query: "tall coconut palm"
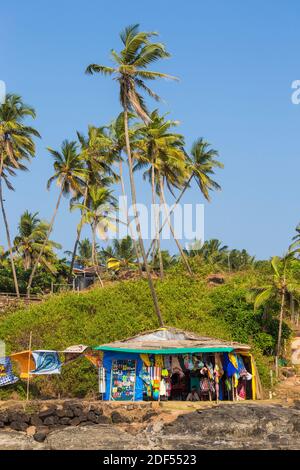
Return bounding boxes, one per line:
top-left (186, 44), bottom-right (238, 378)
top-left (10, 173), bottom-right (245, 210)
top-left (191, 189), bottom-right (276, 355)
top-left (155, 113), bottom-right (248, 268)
top-left (27, 140), bottom-right (87, 297)
top-left (86, 24), bottom-right (176, 326)
top-left (147, 138), bottom-right (223, 258)
top-left (0, 94), bottom-right (40, 296)
top-left (68, 126), bottom-right (117, 280)
top-left (134, 110), bottom-right (189, 276)
top-left (14, 211), bottom-right (61, 271)
top-left (254, 253), bottom-right (300, 376)
top-left (73, 186), bottom-right (118, 287)
top-left (107, 112), bottom-right (143, 274)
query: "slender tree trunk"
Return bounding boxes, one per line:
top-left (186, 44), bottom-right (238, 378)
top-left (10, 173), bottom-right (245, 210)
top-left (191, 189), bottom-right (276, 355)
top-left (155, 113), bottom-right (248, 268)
top-left (159, 177), bottom-right (193, 276)
top-left (92, 222), bottom-right (103, 288)
top-left (0, 154), bottom-right (20, 297)
top-left (151, 161), bottom-right (164, 279)
top-left (119, 159), bottom-right (143, 276)
top-left (27, 184), bottom-right (64, 298)
top-left (68, 187), bottom-right (88, 282)
top-left (123, 106), bottom-right (164, 327)
top-left (146, 175), bottom-right (192, 259)
top-left (276, 288), bottom-right (285, 377)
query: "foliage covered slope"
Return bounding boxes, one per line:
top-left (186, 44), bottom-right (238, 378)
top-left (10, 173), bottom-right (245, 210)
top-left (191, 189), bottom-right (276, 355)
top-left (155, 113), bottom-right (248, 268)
top-left (0, 269), bottom-right (288, 398)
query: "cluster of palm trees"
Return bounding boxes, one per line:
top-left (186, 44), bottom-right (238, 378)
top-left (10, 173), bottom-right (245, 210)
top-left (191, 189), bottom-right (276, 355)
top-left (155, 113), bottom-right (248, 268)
top-left (0, 25), bottom-right (223, 326)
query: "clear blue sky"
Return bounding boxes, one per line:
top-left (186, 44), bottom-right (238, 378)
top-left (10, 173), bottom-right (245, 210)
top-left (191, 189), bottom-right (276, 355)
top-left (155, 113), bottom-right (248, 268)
top-left (1, 0), bottom-right (300, 259)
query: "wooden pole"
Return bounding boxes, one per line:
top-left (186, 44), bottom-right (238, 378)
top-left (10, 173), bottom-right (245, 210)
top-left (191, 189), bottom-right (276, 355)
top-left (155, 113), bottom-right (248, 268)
top-left (26, 331), bottom-right (32, 401)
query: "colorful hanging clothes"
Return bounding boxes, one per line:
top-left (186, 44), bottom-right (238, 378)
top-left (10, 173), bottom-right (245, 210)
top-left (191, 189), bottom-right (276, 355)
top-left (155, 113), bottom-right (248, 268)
top-left (237, 355), bottom-right (248, 377)
top-left (31, 350), bottom-right (61, 375)
top-left (223, 353), bottom-right (238, 377)
top-left (171, 356), bottom-right (184, 378)
top-left (155, 355), bottom-right (163, 368)
top-left (192, 355), bottom-right (204, 370)
top-left (140, 354), bottom-right (151, 367)
top-left (183, 354), bottom-right (194, 370)
top-left (228, 352), bottom-right (238, 370)
top-left (0, 357), bottom-right (18, 387)
top-left (10, 351), bottom-right (35, 379)
top-left (164, 355), bottom-right (172, 371)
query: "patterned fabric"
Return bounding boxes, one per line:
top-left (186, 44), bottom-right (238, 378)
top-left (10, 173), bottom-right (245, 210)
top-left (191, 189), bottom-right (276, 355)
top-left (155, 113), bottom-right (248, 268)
top-left (31, 351), bottom-right (61, 375)
top-left (140, 354), bottom-right (151, 367)
top-left (0, 357), bottom-right (18, 387)
top-left (10, 351), bottom-right (35, 379)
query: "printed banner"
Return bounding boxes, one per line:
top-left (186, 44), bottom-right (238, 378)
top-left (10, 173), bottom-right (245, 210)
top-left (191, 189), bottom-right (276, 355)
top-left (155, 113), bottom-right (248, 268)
top-left (31, 350), bottom-right (61, 375)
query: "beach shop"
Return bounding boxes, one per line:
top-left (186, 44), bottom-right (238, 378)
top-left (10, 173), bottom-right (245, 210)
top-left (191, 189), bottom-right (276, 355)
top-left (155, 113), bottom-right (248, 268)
top-left (95, 328), bottom-right (263, 402)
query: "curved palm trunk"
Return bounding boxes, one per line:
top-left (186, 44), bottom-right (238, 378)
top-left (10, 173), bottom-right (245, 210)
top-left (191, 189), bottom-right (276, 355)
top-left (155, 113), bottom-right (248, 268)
top-left (146, 175), bottom-right (192, 259)
top-left (275, 288), bottom-right (285, 377)
top-left (123, 106), bottom-right (164, 327)
top-left (92, 222), bottom-right (103, 288)
top-left (159, 177), bottom-right (193, 276)
top-left (68, 187), bottom-right (88, 282)
top-left (151, 162), bottom-right (163, 279)
top-left (119, 159), bottom-right (143, 276)
top-left (27, 184), bottom-right (64, 298)
top-left (0, 178), bottom-right (20, 297)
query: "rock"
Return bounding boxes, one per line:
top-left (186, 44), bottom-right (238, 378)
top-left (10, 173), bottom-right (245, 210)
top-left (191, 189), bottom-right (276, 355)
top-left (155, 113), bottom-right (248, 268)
top-left (0, 412), bottom-right (9, 424)
top-left (70, 417), bottom-right (81, 426)
top-left (64, 408), bottom-right (74, 418)
top-left (73, 407), bottom-right (83, 417)
top-left (30, 415), bottom-right (43, 427)
top-left (26, 426), bottom-right (36, 437)
top-left (87, 411), bottom-right (97, 423)
top-left (46, 425), bottom-right (142, 450)
top-left (33, 431), bottom-right (48, 443)
top-left (43, 416), bottom-right (56, 426)
top-left (111, 411), bottom-right (129, 424)
top-left (142, 410), bottom-right (157, 422)
top-left (39, 407), bottom-right (56, 419)
top-left (0, 430), bottom-right (45, 450)
top-left (56, 409), bottom-right (66, 418)
top-left (10, 421), bottom-right (28, 432)
top-left (60, 417), bottom-right (71, 426)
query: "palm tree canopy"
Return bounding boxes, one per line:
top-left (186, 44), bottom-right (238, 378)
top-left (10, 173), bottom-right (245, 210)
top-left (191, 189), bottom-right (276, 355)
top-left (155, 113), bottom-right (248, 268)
top-left (0, 93), bottom-right (40, 178)
top-left (188, 138), bottom-right (223, 201)
top-left (47, 140), bottom-right (88, 197)
top-left (86, 24), bottom-right (177, 122)
top-left (134, 110), bottom-right (187, 193)
top-left (73, 186), bottom-right (118, 240)
top-left (13, 210), bottom-right (61, 271)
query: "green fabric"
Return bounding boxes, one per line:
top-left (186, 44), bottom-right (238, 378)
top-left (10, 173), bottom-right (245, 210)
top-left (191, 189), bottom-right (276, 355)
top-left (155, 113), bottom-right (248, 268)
top-left (93, 346), bottom-right (234, 354)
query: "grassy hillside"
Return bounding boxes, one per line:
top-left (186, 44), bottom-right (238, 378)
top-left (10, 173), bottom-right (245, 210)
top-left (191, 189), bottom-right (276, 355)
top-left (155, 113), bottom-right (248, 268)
top-left (0, 269), bottom-right (287, 398)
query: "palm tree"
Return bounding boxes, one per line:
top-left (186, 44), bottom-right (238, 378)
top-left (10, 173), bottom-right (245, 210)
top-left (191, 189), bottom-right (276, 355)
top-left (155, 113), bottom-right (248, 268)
top-left (13, 211), bottom-right (61, 271)
top-left (27, 140), bottom-right (87, 297)
top-left (147, 138), bottom-right (223, 257)
top-left (77, 238), bottom-right (95, 268)
top-left (0, 94), bottom-right (40, 296)
top-left (107, 112), bottom-right (143, 275)
top-left (68, 126), bottom-right (117, 280)
top-left (104, 236), bottom-right (137, 272)
top-left (73, 186), bottom-right (118, 287)
top-left (134, 110), bottom-right (190, 276)
top-left (86, 24), bottom-right (176, 326)
top-left (254, 253), bottom-right (300, 376)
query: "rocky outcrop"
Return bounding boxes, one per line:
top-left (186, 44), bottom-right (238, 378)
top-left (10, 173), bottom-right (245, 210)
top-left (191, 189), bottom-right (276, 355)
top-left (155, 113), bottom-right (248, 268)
top-left (0, 402), bottom-right (299, 450)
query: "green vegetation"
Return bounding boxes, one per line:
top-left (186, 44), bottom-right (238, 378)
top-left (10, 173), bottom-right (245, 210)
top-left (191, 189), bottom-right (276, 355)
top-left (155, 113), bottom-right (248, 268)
top-left (0, 261), bottom-right (296, 398)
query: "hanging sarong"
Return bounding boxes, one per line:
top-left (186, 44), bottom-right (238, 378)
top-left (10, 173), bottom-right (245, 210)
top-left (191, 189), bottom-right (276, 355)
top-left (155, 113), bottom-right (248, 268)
top-left (0, 357), bottom-right (18, 387)
top-left (10, 351), bottom-right (35, 379)
top-left (31, 350), bottom-right (61, 375)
